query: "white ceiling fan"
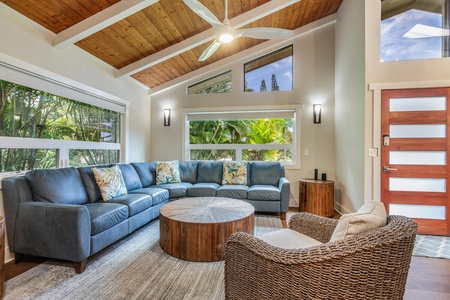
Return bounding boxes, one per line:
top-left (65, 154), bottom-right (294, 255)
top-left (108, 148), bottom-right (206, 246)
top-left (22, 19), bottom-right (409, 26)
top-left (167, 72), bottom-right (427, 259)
top-left (403, 24), bottom-right (450, 38)
top-left (183, 0), bottom-right (294, 61)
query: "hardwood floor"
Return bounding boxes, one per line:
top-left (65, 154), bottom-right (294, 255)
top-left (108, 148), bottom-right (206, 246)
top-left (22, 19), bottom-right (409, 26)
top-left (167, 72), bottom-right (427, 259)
top-left (4, 208), bottom-right (450, 299)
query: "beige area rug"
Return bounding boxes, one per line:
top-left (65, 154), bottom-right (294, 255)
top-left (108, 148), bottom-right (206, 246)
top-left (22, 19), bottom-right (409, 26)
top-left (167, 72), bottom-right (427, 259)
top-left (4, 215), bottom-right (282, 300)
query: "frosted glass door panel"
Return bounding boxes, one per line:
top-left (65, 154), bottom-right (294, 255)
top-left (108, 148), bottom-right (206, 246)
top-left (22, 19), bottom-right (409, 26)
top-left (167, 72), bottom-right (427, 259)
top-left (390, 97), bottom-right (446, 112)
top-left (390, 178), bottom-right (446, 192)
top-left (390, 124), bottom-right (446, 138)
top-left (390, 151), bottom-right (446, 165)
top-left (389, 204), bottom-right (446, 220)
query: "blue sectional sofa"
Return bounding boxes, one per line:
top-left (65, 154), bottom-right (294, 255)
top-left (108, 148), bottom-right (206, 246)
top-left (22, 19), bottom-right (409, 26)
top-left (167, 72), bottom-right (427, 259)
top-left (2, 161), bottom-right (290, 273)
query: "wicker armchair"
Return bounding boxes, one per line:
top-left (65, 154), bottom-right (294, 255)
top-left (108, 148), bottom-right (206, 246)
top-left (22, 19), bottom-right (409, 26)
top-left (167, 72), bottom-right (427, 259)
top-left (225, 212), bottom-right (418, 300)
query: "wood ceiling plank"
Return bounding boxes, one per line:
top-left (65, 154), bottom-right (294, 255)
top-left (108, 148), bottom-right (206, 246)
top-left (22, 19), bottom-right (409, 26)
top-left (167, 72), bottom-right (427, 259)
top-left (39, 0), bottom-right (84, 27)
top-left (327, 0), bottom-right (343, 15)
top-left (173, 54), bottom-right (194, 74)
top-left (59, 0), bottom-right (92, 19)
top-left (145, 2), bottom-right (185, 44)
top-left (77, 35), bottom-right (126, 67)
top-left (128, 10), bottom-right (168, 52)
top-left (168, 0), bottom-right (208, 36)
top-left (179, 51), bottom-right (199, 71)
top-left (110, 19), bottom-right (157, 58)
top-left (230, 0), bottom-right (243, 19)
top-left (1, 0), bottom-right (65, 33)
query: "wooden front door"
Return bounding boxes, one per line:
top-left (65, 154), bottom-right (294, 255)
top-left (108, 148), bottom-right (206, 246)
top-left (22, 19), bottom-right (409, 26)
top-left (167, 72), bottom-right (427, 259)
top-left (381, 88), bottom-right (450, 235)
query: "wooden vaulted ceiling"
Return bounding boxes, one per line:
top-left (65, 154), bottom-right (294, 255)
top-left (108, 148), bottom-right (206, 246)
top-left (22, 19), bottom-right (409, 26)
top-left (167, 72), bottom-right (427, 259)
top-left (1, 0), bottom-right (343, 89)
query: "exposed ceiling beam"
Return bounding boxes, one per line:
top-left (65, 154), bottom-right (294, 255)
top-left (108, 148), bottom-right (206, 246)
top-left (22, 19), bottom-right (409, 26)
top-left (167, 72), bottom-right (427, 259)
top-left (115, 0), bottom-right (301, 78)
top-left (53, 0), bottom-right (160, 49)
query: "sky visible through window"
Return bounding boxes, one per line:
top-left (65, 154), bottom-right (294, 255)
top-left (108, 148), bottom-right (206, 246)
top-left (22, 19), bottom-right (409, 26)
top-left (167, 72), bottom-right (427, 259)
top-left (245, 56), bottom-right (293, 91)
top-left (381, 9), bottom-right (442, 61)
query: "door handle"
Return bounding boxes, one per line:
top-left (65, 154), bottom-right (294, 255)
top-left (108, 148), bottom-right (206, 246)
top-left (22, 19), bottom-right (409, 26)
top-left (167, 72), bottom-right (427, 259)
top-left (383, 166), bottom-right (398, 172)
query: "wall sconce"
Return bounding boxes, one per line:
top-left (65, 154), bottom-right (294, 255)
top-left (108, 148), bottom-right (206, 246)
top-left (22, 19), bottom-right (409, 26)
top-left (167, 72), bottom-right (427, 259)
top-left (313, 104), bottom-right (321, 124)
top-left (163, 109), bottom-right (171, 126)
top-left (14, 114), bottom-right (22, 129)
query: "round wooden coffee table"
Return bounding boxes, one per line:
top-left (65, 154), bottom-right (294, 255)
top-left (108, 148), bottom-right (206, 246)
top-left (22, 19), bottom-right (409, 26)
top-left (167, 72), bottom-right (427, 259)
top-left (159, 197), bottom-right (255, 262)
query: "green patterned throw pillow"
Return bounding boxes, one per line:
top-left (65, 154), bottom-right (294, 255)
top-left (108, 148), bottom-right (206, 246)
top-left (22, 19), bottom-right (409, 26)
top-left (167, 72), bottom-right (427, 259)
top-left (155, 160), bottom-right (181, 184)
top-left (222, 161), bottom-right (247, 185)
top-left (92, 165), bottom-right (127, 201)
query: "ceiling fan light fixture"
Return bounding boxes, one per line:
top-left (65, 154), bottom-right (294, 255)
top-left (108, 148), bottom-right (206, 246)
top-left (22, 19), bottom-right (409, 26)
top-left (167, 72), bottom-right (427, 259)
top-left (219, 33), bottom-right (233, 43)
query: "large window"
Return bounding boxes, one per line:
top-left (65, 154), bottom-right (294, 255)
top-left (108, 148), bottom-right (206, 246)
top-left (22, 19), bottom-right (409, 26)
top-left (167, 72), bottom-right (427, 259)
top-left (244, 45), bottom-right (293, 92)
top-left (184, 108), bottom-right (299, 165)
top-left (0, 79), bottom-right (122, 172)
top-left (381, 0), bottom-right (450, 61)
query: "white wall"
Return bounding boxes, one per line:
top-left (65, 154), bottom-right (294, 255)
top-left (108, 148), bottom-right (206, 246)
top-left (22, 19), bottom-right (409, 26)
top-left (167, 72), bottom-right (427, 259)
top-left (150, 23), bottom-right (336, 207)
top-left (334, 0), bottom-right (366, 213)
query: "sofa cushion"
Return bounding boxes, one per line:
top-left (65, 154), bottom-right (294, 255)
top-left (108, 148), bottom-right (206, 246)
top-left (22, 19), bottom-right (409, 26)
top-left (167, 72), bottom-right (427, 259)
top-left (107, 193), bottom-right (152, 217)
top-left (197, 161), bottom-right (223, 184)
top-left (250, 162), bottom-right (281, 187)
top-left (258, 228), bottom-right (323, 249)
top-left (131, 162), bottom-right (156, 187)
top-left (78, 165), bottom-right (112, 202)
top-left (179, 161), bottom-right (198, 183)
top-left (150, 182), bottom-right (192, 198)
top-left (330, 201), bottom-right (387, 242)
top-left (25, 167), bottom-right (89, 205)
top-left (118, 164), bottom-right (143, 191)
top-left (128, 187), bottom-right (169, 206)
top-left (222, 162), bottom-right (247, 185)
top-left (187, 183), bottom-right (219, 197)
top-left (84, 203), bottom-right (128, 235)
top-left (247, 185), bottom-right (280, 201)
top-left (155, 160), bottom-right (181, 184)
top-left (92, 165), bottom-right (127, 201)
top-left (216, 185), bottom-right (248, 199)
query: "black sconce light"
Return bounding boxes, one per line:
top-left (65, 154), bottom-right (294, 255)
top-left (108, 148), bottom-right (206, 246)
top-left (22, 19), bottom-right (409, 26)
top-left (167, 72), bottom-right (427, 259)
top-left (163, 109), bottom-right (171, 126)
top-left (14, 114), bottom-right (22, 129)
top-left (313, 104), bottom-right (321, 124)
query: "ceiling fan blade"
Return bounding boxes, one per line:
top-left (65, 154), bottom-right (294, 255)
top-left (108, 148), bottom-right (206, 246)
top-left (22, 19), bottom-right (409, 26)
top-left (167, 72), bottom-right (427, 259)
top-left (403, 24), bottom-right (450, 38)
top-left (183, 0), bottom-right (223, 29)
top-left (237, 28), bottom-right (294, 40)
top-left (199, 40), bottom-right (222, 61)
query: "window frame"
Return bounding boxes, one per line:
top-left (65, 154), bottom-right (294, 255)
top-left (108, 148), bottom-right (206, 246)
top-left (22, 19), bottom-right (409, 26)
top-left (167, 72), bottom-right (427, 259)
top-left (181, 105), bottom-right (302, 169)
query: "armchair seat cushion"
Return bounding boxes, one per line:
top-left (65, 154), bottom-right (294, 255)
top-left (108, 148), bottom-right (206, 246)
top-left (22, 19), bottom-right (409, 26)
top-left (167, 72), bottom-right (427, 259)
top-left (187, 183), bottom-right (220, 197)
top-left (150, 182), bottom-right (192, 198)
top-left (216, 185), bottom-right (248, 199)
top-left (258, 228), bottom-right (323, 249)
top-left (247, 185), bottom-right (280, 201)
top-left (128, 188), bottom-right (169, 206)
top-left (84, 203), bottom-right (128, 235)
top-left (107, 194), bottom-right (152, 217)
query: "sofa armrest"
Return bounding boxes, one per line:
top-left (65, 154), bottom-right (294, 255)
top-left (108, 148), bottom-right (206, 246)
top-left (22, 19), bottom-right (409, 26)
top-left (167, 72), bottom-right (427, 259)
top-left (14, 202), bottom-right (91, 262)
top-left (278, 177), bottom-right (290, 213)
top-left (288, 212), bottom-right (338, 243)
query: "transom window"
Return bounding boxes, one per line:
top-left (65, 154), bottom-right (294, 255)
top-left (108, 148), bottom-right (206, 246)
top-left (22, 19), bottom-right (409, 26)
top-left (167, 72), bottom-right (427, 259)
top-left (244, 45), bottom-right (293, 92)
top-left (187, 70), bottom-right (231, 94)
top-left (184, 107), bottom-right (299, 166)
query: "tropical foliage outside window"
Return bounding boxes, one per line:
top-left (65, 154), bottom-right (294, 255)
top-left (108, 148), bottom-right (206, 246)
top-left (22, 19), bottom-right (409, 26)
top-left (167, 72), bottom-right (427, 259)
top-left (381, 0), bottom-right (450, 61)
top-left (0, 79), bottom-right (121, 172)
top-left (187, 111), bottom-right (295, 163)
top-left (187, 70), bottom-right (231, 94)
top-left (244, 45), bottom-right (293, 92)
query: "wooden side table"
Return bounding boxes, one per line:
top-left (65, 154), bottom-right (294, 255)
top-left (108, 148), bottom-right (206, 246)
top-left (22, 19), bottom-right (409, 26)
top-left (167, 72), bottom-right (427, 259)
top-left (299, 179), bottom-right (334, 217)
